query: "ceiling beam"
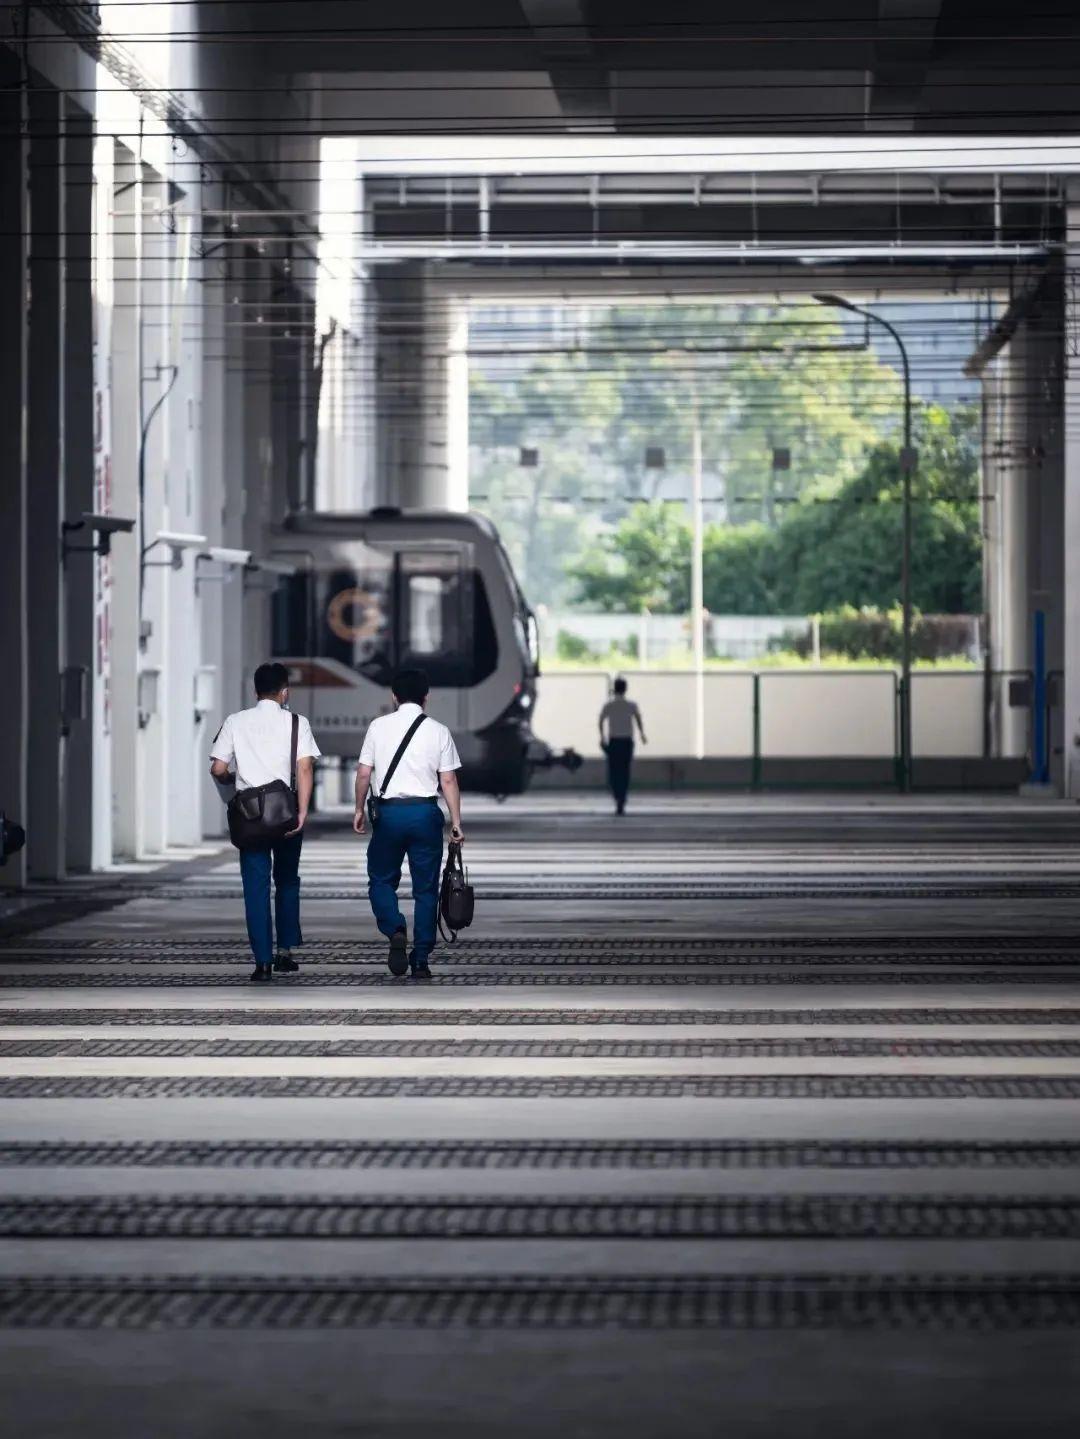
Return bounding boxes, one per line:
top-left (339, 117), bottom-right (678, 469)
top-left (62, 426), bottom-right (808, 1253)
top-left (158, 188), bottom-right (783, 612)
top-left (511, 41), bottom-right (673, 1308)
top-left (868, 0), bottom-right (944, 131)
top-left (518, 0), bottom-right (613, 131)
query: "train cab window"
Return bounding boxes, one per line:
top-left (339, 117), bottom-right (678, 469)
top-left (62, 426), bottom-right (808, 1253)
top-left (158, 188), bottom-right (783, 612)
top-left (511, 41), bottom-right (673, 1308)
top-left (398, 554), bottom-right (497, 687)
top-left (407, 575), bottom-right (445, 656)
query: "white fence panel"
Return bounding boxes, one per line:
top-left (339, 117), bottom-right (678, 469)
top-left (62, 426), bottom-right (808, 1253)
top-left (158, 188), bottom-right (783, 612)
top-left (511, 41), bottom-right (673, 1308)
top-left (534, 673), bottom-right (610, 757)
top-left (610, 672), bottom-right (693, 757)
top-left (761, 671), bottom-right (895, 757)
top-left (704, 673), bottom-right (756, 756)
top-left (912, 673), bottom-right (983, 757)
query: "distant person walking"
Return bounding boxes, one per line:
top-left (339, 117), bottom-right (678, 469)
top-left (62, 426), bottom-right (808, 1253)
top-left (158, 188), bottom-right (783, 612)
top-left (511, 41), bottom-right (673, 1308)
top-left (599, 677), bottom-right (647, 816)
top-left (353, 667), bottom-right (464, 980)
top-left (209, 662), bottom-right (320, 982)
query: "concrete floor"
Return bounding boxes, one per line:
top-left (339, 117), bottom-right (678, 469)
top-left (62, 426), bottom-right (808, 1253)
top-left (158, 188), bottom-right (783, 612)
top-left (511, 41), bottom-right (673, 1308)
top-left (2, 793), bottom-right (1080, 1437)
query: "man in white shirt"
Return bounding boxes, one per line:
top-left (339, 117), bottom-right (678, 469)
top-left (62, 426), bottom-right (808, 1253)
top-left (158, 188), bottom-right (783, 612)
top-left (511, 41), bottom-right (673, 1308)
top-left (209, 662), bottom-right (321, 981)
top-left (598, 676), bottom-right (647, 816)
top-left (353, 667), bottom-right (463, 980)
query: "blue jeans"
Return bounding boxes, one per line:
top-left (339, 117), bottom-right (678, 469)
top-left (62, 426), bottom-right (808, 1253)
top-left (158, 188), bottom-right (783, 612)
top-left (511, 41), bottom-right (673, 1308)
top-left (238, 832), bottom-right (304, 969)
top-left (366, 801), bottom-right (444, 962)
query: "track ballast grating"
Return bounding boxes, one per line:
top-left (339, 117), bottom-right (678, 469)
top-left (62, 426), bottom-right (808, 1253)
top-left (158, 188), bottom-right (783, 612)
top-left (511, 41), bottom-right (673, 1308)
top-left (4, 1138), bottom-right (1080, 1170)
top-left (3, 971), bottom-right (1078, 988)
top-left (5, 1074), bottom-right (1080, 1098)
top-left (6, 1036), bottom-right (1080, 1059)
top-left (6, 1007), bottom-right (1080, 1027)
top-left (4, 1194), bottom-right (1080, 1240)
top-left (2, 1274), bottom-right (1080, 1329)
top-left (10, 935), bottom-right (1078, 953)
top-left (6, 951), bottom-right (1079, 968)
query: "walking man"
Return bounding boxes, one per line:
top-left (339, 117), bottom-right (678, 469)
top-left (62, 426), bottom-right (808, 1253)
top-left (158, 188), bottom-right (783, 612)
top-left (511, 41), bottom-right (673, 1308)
top-left (210, 662), bottom-right (320, 982)
top-left (353, 667), bottom-right (464, 980)
top-left (599, 676), bottom-right (647, 815)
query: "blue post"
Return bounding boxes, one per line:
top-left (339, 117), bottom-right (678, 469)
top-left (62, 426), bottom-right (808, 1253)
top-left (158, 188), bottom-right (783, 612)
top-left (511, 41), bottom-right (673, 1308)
top-left (1032, 609), bottom-right (1048, 785)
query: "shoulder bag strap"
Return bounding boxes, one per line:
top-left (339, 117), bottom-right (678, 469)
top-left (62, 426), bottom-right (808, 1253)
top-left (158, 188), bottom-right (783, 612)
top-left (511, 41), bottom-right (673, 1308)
top-left (289, 712), bottom-right (299, 790)
top-left (379, 714), bottom-right (427, 799)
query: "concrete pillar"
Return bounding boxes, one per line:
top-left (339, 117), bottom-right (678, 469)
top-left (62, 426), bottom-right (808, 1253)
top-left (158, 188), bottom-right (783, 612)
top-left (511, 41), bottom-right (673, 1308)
top-left (243, 251), bottom-right (274, 672)
top-left (137, 171), bottom-right (174, 857)
top-left (26, 87), bottom-right (66, 879)
top-left (984, 277), bottom-right (1066, 782)
top-left (375, 266), bottom-right (469, 510)
top-left (1065, 205), bottom-right (1080, 797)
top-left (163, 207), bottom-right (204, 849)
top-left (88, 132), bottom-right (116, 867)
top-left (110, 143), bottom-right (142, 858)
top-left (436, 296), bottom-right (470, 512)
top-left (0, 54), bottom-right (30, 888)
top-left (199, 264), bottom-right (229, 838)
top-left (221, 248), bottom-right (250, 722)
top-left (374, 264), bottom-right (426, 507)
top-left (62, 108), bottom-right (95, 871)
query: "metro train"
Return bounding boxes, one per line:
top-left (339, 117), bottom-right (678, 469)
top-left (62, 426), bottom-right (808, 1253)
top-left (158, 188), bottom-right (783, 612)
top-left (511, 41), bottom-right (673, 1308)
top-left (268, 508), bottom-right (579, 794)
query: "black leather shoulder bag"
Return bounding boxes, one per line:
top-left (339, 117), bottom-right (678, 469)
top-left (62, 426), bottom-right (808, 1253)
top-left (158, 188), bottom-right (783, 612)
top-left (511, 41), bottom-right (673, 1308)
top-left (366, 714), bottom-right (428, 828)
top-left (439, 840), bottom-right (475, 943)
top-left (227, 712), bottom-right (300, 850)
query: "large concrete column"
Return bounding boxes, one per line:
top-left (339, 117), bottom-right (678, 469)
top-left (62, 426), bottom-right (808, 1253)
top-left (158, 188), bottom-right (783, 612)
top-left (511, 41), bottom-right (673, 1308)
top-left (374, 264), bottom-right (426, 507)
top-left (137, 171), bottom-right (174, 857)
top-left (62, 108), bottom-right (95, 871)
top-left (433, 294), bottom-right (470, 512)
top-left (0, 53), bottom-right (29, 888)
top-left (199, 262), bottom-right (229, 838)
top-left (26, 87), bottom-right (65, 879)
top-left (88, 132), bottom-right (116, 867)
top-left (1065, 204), bottom-right (1080, 797)
top-left (110, 143), bottom-right (142, 859)
top-left (984, 276), bottom-right (1066, 781)
top-left (375, 265), bottom-right (469, 510)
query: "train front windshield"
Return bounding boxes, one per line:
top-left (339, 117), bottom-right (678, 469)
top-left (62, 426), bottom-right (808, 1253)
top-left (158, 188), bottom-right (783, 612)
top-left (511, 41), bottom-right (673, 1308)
top-left (272, 544), bottom-right (498, 688)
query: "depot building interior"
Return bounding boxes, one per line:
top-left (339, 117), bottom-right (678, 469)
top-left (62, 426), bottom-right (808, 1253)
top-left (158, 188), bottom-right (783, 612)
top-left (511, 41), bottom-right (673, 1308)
top-left (2, 4), bottom-right (1080, 1435)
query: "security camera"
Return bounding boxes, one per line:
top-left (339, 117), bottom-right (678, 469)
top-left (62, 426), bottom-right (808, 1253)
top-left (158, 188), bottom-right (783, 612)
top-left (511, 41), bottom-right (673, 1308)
top-left (150, 531), bottom-right (208, 551)
top-left (201, 546), bottom-right (252, 567)
top-left (247, 557), bottom-right (299, 577)
top-left (143, 531), bottom-right (209, 570)
top-left (61, 512), bottom-right (137, 560)
top-left (85, 513), bottom-right (136, 536)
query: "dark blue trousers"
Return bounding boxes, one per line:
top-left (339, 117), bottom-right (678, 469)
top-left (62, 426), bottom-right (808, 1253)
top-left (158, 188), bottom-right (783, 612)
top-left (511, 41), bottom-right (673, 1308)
top-left (606, 738), bottom-right (635, 811)
top-left (238, 831), bottom-right (303, 969)
top-left (366, 801), bottom-right (444, 961)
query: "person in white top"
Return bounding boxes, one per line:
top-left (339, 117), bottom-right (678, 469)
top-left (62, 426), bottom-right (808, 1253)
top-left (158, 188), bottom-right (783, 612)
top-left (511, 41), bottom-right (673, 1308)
top-left (353, 667), bottom-right (463, 979)
top-left (598, 676), bottom-right (647, 816)
top-left (209, 662), bottom-right (321, 981)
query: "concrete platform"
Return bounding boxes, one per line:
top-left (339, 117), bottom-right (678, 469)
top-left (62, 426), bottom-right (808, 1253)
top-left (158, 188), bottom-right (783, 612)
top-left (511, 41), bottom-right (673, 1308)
top-left (2, 794), bottom-right (1080, 1437)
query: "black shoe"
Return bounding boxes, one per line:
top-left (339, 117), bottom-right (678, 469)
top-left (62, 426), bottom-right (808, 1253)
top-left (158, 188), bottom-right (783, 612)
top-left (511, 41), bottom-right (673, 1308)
top-left (387, 927), bottom-right (409, 977)
top-left (273, 951), bottom-right (300, 973)
top-left (411, 963), bottom-right (433, 981)
top-left (249, 966), bottom-right (273, 983)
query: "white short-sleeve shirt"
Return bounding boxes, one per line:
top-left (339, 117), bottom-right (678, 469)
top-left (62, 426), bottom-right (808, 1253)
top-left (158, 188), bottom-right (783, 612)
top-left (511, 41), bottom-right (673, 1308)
top-left (358, 703), bottom-right (461, 799)
top-left (600, 696), bottom-right (642, 740)
top-left (210, 699), bottom-right (321, 792)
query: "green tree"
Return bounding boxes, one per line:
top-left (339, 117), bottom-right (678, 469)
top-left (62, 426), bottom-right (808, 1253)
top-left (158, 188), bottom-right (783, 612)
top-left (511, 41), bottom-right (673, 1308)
top-left (573, 502), bottom-right (690, 612)
top-left (769, 404), bottom-right (981, 613)
top-left (570, 404), bottom-right (982, 617)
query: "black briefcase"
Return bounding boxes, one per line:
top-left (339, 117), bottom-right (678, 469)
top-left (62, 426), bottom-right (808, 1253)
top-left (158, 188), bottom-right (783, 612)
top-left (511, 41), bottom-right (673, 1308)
top-left (227, 714), bottom-right (300, 849)
top-left (438, 840), bottom-right (474, 942)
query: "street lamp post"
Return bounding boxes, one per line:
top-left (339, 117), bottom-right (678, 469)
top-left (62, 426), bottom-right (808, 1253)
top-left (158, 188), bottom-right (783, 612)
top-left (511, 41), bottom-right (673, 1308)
top-left (813, 294), bottom-right (917, 792)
